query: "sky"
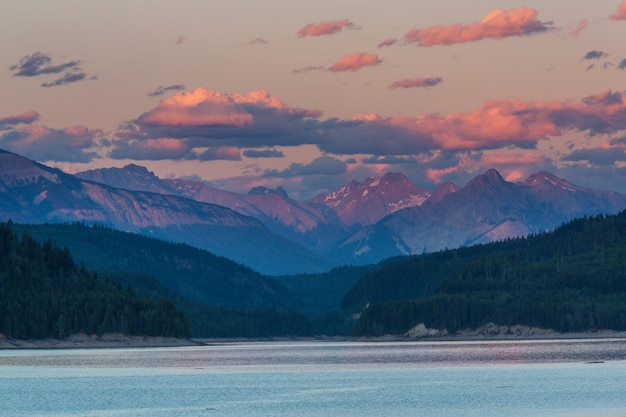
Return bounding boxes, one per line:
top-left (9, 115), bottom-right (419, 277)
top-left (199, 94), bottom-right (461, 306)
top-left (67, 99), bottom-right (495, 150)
top-left (2, 0), bottom-right (626, 199)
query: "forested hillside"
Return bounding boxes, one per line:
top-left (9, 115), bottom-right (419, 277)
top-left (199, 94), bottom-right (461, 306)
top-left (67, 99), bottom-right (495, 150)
top-left (353, 211), bottom-right (626, 336)
top-left (0, 222), bottom-right (189, 339)
top-left (14, 223), bottom-right (297, 310)
top-left (11, 223), bottom-right (321, 338)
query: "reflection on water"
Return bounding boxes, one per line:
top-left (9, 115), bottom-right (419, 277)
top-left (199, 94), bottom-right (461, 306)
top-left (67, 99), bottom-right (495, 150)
top-left (1, 339), bottom-right (626, 417)
top-left (2, 338), bottom-right (626, 372)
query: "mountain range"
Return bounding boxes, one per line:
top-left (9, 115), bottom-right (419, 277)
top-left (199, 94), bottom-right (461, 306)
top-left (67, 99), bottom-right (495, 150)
top-left (2, 148), bottom-right (626, 273)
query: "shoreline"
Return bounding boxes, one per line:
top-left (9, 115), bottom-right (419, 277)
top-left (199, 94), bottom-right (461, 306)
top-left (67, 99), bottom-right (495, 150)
top-left (3, 327), bottom-right (626, 350)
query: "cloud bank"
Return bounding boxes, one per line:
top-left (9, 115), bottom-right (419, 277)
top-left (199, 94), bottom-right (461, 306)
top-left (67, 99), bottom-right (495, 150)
top-left (110, 87), bottom-right (626, 167)
top-left (4, 86), bottom-right (626, 196)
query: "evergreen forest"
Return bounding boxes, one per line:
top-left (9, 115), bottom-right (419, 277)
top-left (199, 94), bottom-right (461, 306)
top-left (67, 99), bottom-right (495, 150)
top-left (0, 222), bottom-right (189, 339)
top-left (353, 211), bottom-right (626, 336)
top-left (4, 209), bottom-right (626, 340)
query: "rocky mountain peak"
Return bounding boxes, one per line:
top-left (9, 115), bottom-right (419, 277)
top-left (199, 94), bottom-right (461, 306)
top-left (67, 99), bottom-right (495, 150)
top-left (248, 186), bottom-right (289, 199)
top-left (363, 172), bottom-right (409, 187)
top-left (464, 168), bottom-right (508, 190)
top-left (76, 164), bottom-right (170, 194)
top-left (482, 168), bottom-right (505, 183)
top-left (0, 150), bottom-right (62, 187)
top-left (123, 164), bottom-right (153, 175)
top-left (522, 171), bottom-right (584, 191)
top-left (427, 181), bottom-right (459, 203)
top-left (307, 172), bottom-right (430, 226)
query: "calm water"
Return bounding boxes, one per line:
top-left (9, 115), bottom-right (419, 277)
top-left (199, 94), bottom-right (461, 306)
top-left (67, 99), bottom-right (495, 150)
top-left (1, 339), bottom-right (626, 416)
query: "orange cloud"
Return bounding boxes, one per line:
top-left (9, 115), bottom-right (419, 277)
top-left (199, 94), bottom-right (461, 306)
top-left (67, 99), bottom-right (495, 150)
top-left (116, 87), bottom-right (626, 165)
top-left (610, 0), bottom-right (626, 19)
top-left (403, 7), bottom-right (554, 47)
top-left (297, 19), bottom-right (358, 37)
top-left (389, 76), bottom-right (443, 89)
top-left (113, 88), bottom-right (323, 160)
top-left (328, 52), bottom-right (382, 72)
top-left (411, 93), bottom-right (625, 150)
top-left (137, 88), bottom-right (319, 127)
top-left (321, 90), bottom-right (626, 156)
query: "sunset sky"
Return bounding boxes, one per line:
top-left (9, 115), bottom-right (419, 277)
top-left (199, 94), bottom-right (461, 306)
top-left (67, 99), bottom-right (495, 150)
top-left (2, 0), bottom-right (626, 198)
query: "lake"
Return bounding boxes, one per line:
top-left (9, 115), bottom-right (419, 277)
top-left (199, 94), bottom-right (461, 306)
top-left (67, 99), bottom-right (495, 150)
top-left (1, 339), bottom-right (626, 416)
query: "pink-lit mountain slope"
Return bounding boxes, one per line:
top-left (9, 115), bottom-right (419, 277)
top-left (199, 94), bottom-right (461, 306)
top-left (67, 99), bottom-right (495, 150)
top-left (0, 149), bottom-right (335, 275)
top-left (307, 172), bottom-right (432, 226)
top-left (331, 169), bottom-right (626, 265)
top-left (77, 165), bottom-right (350, 249)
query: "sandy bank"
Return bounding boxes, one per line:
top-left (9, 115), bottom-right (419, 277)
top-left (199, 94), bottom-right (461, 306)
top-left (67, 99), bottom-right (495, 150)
top-left (403, 322), bottom-right (626, 342)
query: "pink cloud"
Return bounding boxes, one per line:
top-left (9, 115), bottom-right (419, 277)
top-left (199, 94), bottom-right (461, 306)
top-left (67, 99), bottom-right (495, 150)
top-left (113, 87), bottom-right (626, 167)
top-left (140, 102), bottom-right (252, 128)
top-left (296, 19), bottom-right (358, 37)
top-left (389, 76), bottom-right (443, 89)
top-left (410, 93), bottom-right (625, 150)
top-left (136, 88), bottom-right (320, 128)
top-left (320, 90), bottom-right (626, 155)
top-left (610, 1), bottom-right (626, 19)
top-left (377, 38), bottom-right (397, 48)
top-left (403, 7), bottom-right (554, 47)
top-left (0, 123), bottom-right (101, 162)
top-left (328, 52), bottom-right (382, 72)
top-left (113, 88), bottom-right (323, 160)
top-left (0, 110), bottom-right (40, 128)
top-left (138, 88), bottom-right (321, 129)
